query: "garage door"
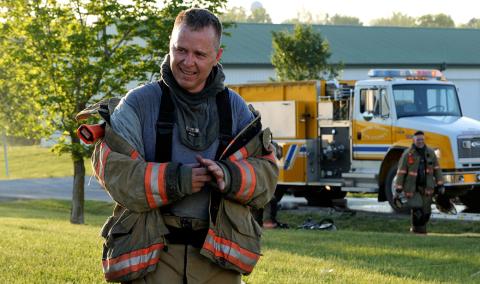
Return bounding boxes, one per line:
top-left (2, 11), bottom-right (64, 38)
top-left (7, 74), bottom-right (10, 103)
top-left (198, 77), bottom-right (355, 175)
top-left (451, 79), bottom-right (480, 121)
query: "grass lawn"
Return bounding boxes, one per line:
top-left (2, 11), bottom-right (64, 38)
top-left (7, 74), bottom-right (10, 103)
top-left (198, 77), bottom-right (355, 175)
top-left (0, 145), bottom-right (92, 179)
top-left (0, 200), bottom-right (479, 283)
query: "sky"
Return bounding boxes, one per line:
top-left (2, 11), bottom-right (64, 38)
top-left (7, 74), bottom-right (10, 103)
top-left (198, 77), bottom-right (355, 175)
top-left (226, 0), bottom-right (478, 25)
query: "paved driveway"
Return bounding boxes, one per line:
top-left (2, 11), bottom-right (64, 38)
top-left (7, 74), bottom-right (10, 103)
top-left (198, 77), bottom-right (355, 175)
top-left (0, 177), bottom-right (110, 202)
top-left (1, 177), bottom-right (478, 221)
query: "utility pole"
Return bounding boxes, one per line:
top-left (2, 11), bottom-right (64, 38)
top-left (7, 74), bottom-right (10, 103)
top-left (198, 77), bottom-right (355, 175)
top-left (2, 129), bottom-right (8, 177)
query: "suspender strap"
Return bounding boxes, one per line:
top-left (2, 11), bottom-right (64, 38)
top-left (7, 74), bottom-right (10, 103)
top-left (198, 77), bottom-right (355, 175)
top-left (214, 87), bottom-right (233, 160)
top-left (155, 81), bottom-right (175, 163)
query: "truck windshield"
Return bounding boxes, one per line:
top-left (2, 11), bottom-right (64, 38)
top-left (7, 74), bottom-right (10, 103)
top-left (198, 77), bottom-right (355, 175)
top-left (393, 84), bottom-right (462, 118)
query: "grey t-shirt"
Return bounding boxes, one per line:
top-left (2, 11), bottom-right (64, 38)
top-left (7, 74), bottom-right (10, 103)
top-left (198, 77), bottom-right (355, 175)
top-left (115, 82), bottom-right (253, 220)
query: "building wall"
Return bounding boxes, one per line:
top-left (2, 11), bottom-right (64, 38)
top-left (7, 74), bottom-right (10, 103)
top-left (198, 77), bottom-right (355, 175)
top-left (224, 66), bottom-right (480, 120)
top-left (223, 67), bottom-right (276, 84)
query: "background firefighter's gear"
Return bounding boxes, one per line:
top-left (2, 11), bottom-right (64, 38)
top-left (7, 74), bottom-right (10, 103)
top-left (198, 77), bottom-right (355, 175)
top-left (395, 144), bottom-right (444, 233)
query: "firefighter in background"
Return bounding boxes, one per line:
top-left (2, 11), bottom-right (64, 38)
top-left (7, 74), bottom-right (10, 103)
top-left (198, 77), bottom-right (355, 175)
top-left (395, 130), bottom-right (444, 234)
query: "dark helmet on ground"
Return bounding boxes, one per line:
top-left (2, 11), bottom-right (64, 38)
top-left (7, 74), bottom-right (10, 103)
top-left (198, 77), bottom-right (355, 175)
top-left (434, 194), bottom-right (457, 215)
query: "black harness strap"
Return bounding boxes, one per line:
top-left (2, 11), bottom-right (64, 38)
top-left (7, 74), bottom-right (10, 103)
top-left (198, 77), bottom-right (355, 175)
top-left (214, 87), bottom-right (233, 160)
top-left (155, 81), bottom-right (175, 163)
top-left (155, 81), bottom-right (233, 163)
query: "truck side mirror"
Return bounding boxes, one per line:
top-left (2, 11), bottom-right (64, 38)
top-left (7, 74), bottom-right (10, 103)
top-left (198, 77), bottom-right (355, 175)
top-left (362, 112), bottom-right (374, 121)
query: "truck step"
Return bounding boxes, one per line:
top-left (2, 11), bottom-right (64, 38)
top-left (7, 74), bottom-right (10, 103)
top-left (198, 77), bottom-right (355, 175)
top-left (341, 186), bottom-right (377, 193)
top-left (342, 172), bottom-right (377, 179)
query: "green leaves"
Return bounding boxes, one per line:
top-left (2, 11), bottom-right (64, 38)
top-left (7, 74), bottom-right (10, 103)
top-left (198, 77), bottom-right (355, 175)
top-left (0, 0), bottom-right (226, 159)
top-left (271, 24), bottom-right (341, 81)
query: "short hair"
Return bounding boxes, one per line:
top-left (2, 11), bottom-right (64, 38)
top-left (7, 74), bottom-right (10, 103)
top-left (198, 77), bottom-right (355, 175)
top-left (414, 130), bottom-right (425, 136)
top-left (173, 8), bottom-right (222, 49)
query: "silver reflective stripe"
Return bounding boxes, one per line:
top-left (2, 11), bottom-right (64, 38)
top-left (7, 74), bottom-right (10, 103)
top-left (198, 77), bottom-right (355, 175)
top-left (97, 143), bottom-right (105, 181)
top-left (149, 163), bottom-right (163, 207)
top-left (98, 143), bottom-right (110, 184)
top-left (205, 233), bottom-right (257, 267)
top-left (235, 160), bottom-right (255, 201)
top-left (232, 151), bottom-right (243, 161)
top-left (103, 247), bottom-right (161, 274)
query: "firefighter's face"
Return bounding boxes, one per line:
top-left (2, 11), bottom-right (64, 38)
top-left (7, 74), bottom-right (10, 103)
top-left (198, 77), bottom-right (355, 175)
top-left (413, 134), bottom-right (425, 148)
top-left (169, 24), bottom-right (223, 94)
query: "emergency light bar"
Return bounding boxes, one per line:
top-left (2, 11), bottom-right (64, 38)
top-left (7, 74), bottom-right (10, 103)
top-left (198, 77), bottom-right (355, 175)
top-left (368, 69), bottom-right (443, 79)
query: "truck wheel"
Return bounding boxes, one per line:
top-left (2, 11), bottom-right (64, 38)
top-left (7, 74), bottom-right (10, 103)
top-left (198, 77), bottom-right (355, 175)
top-left (305, 187), bottom-right (347, 207)
top-left (459, 190), bottom-right (480, 213)
top-left (385, 163), bottom-right (409, 213)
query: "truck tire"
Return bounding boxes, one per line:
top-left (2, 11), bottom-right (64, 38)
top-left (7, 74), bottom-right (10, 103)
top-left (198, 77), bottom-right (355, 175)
top-left (305, 187), bottom-right (347, 207)
top-left (459, 190), bottom-right (480, 212)
top-left (385, 163), bottom-right (409, 213)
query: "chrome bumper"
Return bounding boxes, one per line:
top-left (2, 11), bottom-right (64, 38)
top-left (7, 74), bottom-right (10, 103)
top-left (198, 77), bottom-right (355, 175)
top-left (443, 171), bottom-right (480, 187)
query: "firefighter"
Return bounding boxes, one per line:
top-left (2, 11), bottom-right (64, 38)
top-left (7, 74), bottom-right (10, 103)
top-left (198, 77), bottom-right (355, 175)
top-left (83, 8), bottom-right (278, 284)
top-left (394, 130), bottom-right (444, 234)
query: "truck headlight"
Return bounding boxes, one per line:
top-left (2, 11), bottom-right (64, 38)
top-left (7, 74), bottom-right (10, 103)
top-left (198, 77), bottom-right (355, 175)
top-left (434, 148), bottom-right (441, 158)
top-left (477, 174), bottom-right (480, 181)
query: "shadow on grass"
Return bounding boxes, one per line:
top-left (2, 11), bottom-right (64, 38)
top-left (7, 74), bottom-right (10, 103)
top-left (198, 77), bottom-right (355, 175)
top-left (263, 225), bottom-right (480, 283)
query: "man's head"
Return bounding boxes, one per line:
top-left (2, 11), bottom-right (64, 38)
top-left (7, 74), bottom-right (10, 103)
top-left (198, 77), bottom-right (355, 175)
top-left (413, 130), bottom-right (425, 148)
top-left (169, 8), bottom-right (223, 93)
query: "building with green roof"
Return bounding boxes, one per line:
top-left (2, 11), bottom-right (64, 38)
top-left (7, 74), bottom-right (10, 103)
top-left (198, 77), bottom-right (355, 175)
top-left (221, 23), bottom-right (480, 119)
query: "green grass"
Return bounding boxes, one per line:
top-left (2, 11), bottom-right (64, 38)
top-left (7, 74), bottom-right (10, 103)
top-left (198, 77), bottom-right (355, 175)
top-left (0, 145), bottom-right (92, 179)
top-left (1, 200), bottom-right (480, 283)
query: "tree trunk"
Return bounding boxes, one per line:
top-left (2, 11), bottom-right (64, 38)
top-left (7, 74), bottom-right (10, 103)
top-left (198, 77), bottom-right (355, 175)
top-left (70, 157), bottom-right (85, 224)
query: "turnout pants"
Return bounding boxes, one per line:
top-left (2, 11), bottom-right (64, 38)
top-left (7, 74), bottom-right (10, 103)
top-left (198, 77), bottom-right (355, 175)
top-left (130, 244), bottom-right (241, 284)
top-left (129, 216), bottom-right (241, 284)
top-left (408, 187), bottom-right (433, 234)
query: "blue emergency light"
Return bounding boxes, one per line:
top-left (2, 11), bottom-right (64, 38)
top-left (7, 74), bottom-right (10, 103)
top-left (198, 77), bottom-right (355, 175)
top-left (368, 69), bottom-right (443, 79)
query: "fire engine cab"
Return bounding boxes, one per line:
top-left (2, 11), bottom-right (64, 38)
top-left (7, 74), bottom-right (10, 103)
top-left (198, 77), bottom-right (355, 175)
top-left (230, 69), bottom-right (480, 211)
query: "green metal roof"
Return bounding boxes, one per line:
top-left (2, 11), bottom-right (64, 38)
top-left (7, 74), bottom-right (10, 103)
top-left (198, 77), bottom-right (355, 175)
top-left (221, 23), bottom-right (480, 67)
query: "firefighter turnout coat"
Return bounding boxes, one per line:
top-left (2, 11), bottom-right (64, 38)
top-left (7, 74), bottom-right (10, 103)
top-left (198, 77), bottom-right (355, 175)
top-left (395, 145), bottom-right (444, 195)
top-left (82, 99), bottom-right (278, 282)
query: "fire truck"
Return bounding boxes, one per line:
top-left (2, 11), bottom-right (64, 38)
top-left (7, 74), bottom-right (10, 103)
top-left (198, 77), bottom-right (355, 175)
top-left (229, 69), bottom-right (480, 211)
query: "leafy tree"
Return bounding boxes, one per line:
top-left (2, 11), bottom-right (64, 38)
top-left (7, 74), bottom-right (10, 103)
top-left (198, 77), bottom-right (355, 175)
top-left (0, 0), bottom-right (226, 224)
top-left (370, 12), bottom-right (417, 27)
top-left (325, 14), bottom-right (363, 26)
top-left (271, 24), bottom-right (340, 81)
top-left (220, 4), bottom-right (271, 24)
top-left (417, 13), bottom-right (455, 28)
top-left (460, 18), bottom-right (480, 28)
top-left (219, 6), bottom-right (247, 22)
top-left (247, 6), bottom-right (272, 23)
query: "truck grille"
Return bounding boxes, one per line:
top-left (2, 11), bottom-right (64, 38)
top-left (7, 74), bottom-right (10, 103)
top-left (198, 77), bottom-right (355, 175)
top-left (458, 137), bottom-right (480, 158)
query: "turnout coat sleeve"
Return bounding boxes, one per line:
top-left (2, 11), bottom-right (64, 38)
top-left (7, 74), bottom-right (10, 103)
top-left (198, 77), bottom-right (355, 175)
top-left (217, 128), bottom-right (279, 209)
top-left (430, 148), bottom-right (444, 186)
top-left (92, 124), bottom-right (191, 213)
top-left (395, 149), bottom-right (410, 192)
